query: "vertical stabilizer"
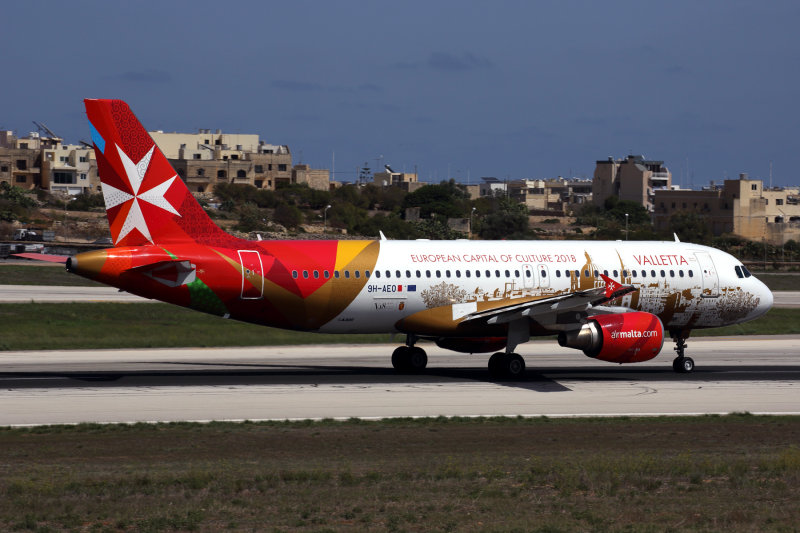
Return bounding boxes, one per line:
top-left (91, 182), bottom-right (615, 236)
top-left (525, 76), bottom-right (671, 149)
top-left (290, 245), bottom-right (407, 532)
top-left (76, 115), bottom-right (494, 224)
top-left (84, 99), bottom-right (235, 247)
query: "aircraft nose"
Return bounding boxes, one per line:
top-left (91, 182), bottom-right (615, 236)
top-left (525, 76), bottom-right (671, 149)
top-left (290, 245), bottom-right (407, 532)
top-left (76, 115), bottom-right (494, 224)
top-left (752, 281), bottom-right (773, 319)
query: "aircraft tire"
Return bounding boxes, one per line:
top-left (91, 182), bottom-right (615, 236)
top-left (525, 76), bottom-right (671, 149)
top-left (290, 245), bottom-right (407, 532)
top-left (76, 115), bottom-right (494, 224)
top-left (407, 347), bottom-right (428, 373)
top-left (488, 352), bottom-right (505, 378)
top-left (392, 346), bottom-right (410, 372)
top-left (672, 356), bottom-right (695, 373)
top-left (505, 353), bottom-right (526, 379)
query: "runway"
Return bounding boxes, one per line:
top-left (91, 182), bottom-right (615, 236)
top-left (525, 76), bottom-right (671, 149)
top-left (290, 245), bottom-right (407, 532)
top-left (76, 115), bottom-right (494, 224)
top-left (1, 336), bottom-right (798, 426)
top-left (1, 285), bottom-right (799, 306)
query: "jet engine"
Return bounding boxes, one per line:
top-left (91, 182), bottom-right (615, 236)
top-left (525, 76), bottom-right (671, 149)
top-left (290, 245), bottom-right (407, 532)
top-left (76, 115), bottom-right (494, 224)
top-left (557, 311), bottom-right (664, 363)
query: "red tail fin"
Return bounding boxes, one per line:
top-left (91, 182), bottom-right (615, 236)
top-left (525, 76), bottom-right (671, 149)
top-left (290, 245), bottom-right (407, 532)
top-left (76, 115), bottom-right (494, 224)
top-left (85, 99), bottom-right (236, 247)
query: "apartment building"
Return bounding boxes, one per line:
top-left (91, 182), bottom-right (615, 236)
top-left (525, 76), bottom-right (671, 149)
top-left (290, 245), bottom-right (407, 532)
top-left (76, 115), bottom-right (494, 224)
top-left (593, 155), bottom-right (671, 211)
top-left (0, 131), bottom-right (98, 194)
top-left (653, 175), bottom-right (800, 245)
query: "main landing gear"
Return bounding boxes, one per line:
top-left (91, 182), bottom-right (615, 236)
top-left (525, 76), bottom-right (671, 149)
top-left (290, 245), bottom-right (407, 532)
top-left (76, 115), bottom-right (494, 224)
top-left (488, 352), bottom-right (526, 380)
top-left (391, 337), bottom-right (428, 373)
top-left (671, 332), bottom-right (695, 373)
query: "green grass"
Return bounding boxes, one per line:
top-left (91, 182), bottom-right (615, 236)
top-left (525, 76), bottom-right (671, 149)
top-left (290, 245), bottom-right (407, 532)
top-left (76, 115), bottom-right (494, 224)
top-left (0, 303), bottom-right (797, 351)
top-left (0, 264), bottom-right (101, 286)
top-left (0, 415), bottom-right (798, 531)
top-left (0, 302), bottom-right (392, 350)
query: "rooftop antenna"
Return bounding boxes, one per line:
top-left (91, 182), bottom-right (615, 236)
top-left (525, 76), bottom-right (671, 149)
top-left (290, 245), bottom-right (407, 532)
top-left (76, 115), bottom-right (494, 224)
top-left (769, 160), bottom-right (773, 189)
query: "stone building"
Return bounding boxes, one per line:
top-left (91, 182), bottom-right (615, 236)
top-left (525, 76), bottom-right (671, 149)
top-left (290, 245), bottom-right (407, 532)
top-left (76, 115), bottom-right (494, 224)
top-left (150, 129), bottom-right (329, 192)
top-left (653, 175), bottom-right (800, 245)
top-left (593, 155), bottom-right (671, 211)
top-left (0, 131), bottom-right (98, 194)
top-left (373, 169), bottom-right (424, 192)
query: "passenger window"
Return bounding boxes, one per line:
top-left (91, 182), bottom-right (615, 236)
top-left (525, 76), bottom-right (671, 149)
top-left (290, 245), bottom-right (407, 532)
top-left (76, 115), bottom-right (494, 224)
top-left (486, 270), bottom-right (491, 278)
top-left (660, 270), bottom-right (666, 277)
top-left (416, 270), bottom-right (421, 278)
top-left (406, 270), bottom-right (411, 278)
top-left (365, 270), bottom-right (371, 278)
top-left (426, 270), bottom-right (431, 278)
top-left (313, 270), bottom-right (319, 279)
top-left (594, 270), bottom-right (599, 277)
top-left (495, 270), bottom-right (501, 278)
top-left (540, 269), bottom-right (546, 278)
top-left (476, 270), bottom-right (481, 278)
top-left (446, 270), bottom-right (451, 278)
top-left (355, 271), bottom-right (360, 279)
top-left (386, 270), bottom-right (391, 278)
top-left (651, 270), bottom-right (656, 277)
top-left (505, 270), bottom-right (510, 278)
top-left (669, 270), bottom-right (674, 277)
top-left (574, 270), bottom-right (579, 278)
top-left (641, 270), bottom-right (646, 278)
top-left (688, 270), bottom-right (694, 277)
top-left (436, 270), bottom-right (441, 278)
top-left (375, 271), bottom-right (381, 278)
top-left (303, 270), bottom-right (309, 279)
top-left (396, 270), bottom-right (401, 278)
top-left (292, 270), bottom-right (298, 279)
top-left (556, 270), bottom-right (561, 278)
top-left (679, 270), bottom-right (684, 278)
top-left (455, 270), bottom-right (461, 278)
top-left (334, 271), bottom-right (340, 279)
top-left (344, 271), bottom-right (350, 279)
top-left (603, 270), bottom-right (609, 277)
top-left (613, 270), bottom-right (618, 277)
top-left (622, 270), bottom-right (627, 277)
top-left (466, 270), bottom-right (471, 278)
top-left (585, 270), bottom-right (590, 277)
top-left (632, 270), bottom-right (637, 278)
top-left (515, 270), bottom-right (520, 278)
top-left (323, 270), bottom-right (330, 279)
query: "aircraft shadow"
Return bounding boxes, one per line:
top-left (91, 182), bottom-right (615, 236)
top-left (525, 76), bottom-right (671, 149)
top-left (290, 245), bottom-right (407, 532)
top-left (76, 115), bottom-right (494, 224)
top-left (1, 363), bottom-right (799, 392)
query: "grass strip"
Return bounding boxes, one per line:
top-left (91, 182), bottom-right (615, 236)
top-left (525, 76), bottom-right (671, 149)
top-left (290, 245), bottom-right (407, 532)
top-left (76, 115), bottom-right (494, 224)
top-left (1, 303), bottom-right (798, 351)
top-left (0, 414), bottom-right (798, 531)
top-left (0, 302), bottom-right (392, 351)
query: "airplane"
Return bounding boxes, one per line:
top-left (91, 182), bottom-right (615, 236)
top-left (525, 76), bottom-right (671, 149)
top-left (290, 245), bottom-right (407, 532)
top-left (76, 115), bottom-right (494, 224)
top-left (63, 99), bottom-right (773, 378)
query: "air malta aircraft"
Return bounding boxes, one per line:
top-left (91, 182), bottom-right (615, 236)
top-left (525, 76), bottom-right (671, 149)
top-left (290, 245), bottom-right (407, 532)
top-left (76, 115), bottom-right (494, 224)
top-left (66, 99), bottom-right (773, 378)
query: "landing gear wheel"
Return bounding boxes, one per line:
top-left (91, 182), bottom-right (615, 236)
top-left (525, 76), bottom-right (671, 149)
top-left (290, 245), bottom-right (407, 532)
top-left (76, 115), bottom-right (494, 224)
top-left (488, 352), bottom-right (526, 380)
top-left (673, 356), bottom-right (695, 373)
top-left (505, 353), bottom-right (526, 379)
top-left (407, 347), bottom-right (428, 373)
top-left (488, 352), bottom-right (505, 378)
top-left (392, 346), bottom-right (410, 372)
top-left (392, 346), bottom-right (428, 373)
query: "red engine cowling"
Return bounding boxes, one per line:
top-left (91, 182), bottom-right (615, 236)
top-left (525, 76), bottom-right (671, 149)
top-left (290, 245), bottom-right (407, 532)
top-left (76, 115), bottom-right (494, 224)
top-left (557, 312), bottom-right (664, 363)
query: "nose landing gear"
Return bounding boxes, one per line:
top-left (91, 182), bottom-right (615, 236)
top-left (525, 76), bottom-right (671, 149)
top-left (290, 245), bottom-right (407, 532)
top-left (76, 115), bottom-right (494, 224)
top-left (671, 333), bottom-right (694, 373)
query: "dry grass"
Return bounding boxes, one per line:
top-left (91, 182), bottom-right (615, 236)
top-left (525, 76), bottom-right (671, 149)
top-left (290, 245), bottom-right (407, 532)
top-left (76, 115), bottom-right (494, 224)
top-left (0, 415), bottom-right (798, 531)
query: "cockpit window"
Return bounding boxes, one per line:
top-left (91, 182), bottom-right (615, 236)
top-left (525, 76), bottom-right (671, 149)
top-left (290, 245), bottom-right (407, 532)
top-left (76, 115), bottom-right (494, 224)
top-left (735, 265), bottom-right (744, 279)
top-left (741, 265), bottom-right (752, 278)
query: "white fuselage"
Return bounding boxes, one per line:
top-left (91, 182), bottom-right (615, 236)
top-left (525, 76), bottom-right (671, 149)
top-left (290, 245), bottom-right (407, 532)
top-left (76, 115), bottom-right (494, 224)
top-left (320, 240), bottom-right (772, 334)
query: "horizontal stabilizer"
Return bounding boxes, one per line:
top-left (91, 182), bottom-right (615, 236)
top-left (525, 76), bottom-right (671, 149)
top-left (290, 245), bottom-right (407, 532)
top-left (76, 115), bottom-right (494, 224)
top-left (11, 253), bottom-right (69, 263)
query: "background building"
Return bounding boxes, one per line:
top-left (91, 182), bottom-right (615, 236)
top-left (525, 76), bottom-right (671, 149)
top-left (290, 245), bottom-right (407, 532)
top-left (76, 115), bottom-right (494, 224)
top-left (593, 155), bottom-right (671, 211)
top-left (653, 174), bottom-right (800, 244)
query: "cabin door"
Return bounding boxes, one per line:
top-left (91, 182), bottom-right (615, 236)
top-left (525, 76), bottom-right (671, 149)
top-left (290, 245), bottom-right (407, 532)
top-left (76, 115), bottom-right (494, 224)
top-left (238, 250), bottom-right (264, 299)
top-left (694, 252), bottom-right (719, 298)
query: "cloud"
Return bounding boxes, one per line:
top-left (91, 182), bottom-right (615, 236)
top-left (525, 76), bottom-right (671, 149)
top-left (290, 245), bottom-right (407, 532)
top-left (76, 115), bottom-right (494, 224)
top-left (427, 52), bottom-right (494, 71)
top-left (115, 69), bottom-right (172, 83)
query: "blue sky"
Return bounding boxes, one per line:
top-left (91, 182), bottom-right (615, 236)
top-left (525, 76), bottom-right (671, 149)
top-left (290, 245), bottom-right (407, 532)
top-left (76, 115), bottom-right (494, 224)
top-left (4, 1), bottom-right (799, 186)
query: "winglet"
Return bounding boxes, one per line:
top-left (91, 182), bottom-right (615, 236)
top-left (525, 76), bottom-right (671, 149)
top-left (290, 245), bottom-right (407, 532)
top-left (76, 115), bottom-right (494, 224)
top-left (600, 273), bottom-right (624, 299)
top-left (674, 233), bottom-right (680, 242)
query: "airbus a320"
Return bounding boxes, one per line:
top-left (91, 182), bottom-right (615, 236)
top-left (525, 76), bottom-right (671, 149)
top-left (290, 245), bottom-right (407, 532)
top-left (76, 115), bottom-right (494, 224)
top-left (64, 99), bottom-right (773, 378)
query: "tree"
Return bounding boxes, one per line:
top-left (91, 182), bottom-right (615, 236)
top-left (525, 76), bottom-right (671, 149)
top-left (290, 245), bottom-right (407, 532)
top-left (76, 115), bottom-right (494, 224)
top-left (667, 212), bottom-right (712, 244)
top-left (402, 180), bottom-right (470, 219)
top-left (476, 197), bottom-right (529, 240)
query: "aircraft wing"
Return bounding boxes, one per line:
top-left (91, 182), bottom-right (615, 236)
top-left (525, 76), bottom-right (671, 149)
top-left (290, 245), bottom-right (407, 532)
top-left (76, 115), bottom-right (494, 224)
top-left (461, 274), bottom-right (635, 327)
